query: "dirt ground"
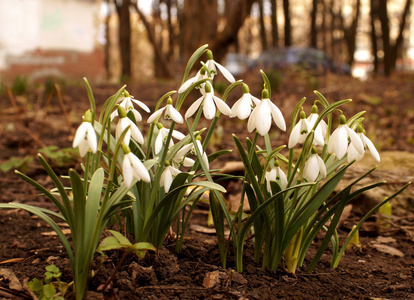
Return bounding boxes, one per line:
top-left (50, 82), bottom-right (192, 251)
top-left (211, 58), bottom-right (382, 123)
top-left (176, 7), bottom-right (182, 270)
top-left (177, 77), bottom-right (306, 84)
top-left (0, 72), bottom-right (413, 299)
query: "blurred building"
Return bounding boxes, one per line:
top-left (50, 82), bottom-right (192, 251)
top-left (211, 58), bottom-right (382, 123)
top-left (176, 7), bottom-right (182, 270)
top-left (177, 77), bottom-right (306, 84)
top-left (0, 0), bottom-right (104, 82)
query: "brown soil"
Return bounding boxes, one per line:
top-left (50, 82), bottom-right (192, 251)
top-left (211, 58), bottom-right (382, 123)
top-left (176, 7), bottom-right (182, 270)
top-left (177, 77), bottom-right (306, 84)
top-left (0, 73), bottom-right (413, 299)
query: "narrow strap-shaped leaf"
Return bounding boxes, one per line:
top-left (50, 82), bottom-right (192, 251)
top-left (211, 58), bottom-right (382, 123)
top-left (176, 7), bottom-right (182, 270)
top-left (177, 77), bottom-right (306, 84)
top-left (307, 188), bottom-right (349, 272)
top-left (7, 203), bottom-right (74, 267)
top-left (85, 168), bottom-right (105, 245)
top-left (37, 154), bottom-right (74, 228)
top-left (332, 181), bottom-right (411, 268)
top-left (283, 164), bottom-right (350, 250)
top-left (69, 169), bottom-right (86, 262)
top-left (14, 170), bottom-right (68, 220)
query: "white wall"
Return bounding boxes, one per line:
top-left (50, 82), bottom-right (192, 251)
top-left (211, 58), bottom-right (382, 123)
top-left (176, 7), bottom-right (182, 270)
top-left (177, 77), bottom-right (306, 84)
top-left (0, 0), bottom-right (99, 69)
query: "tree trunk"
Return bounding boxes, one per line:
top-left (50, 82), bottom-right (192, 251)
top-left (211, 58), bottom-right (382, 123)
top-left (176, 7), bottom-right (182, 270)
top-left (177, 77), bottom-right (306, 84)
top-left (130, 0), bottom-right (174, 78)
top-left (339, 0), bottom-right (361, 66)
top-left (104, 0), bottom-right (111, 80)
top-left (209, 0), bottom-right (256, 61)
top-left (390, 0), bottom-right (411, 70)
top-left (378, 0), bottom-right (391, 76)
top-left (259, 0), bottom-right (268, 50)
top-left (283, 0), bottom-right (292, 46)
top-left (114, 0), bottom-right (131, 80)
top-left (310, 0), bottom-right (318, 47)
top-left (181, 0), bottom-right (219, 61)
top-left (271, 0), bottom-right (279, 48)
top-left (166, 0), bottom-right (175, 59)
top-left (370, 0), bottom-right (379, 75)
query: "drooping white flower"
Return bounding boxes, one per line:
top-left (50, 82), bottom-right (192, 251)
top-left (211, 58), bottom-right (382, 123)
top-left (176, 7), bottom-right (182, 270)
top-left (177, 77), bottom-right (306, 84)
top-left (72, 110), bottom-right (97, 157)
top-left (110, 91), bottom-right (150, 121)
top-left (288, 111), bottom-right (311, 148)
top-left (347, 125), bottom-right (380, 163)
top-left (204, 50), bottom-right (236, 83)
top-left (178, 66), bottom-right (209, 94)
top-left (147, 97), bottom-right (183, 124)
top-left (154, 123), bottom-right (185, 155)
top-left (247, 89), bottom-right (286, 136)
top-left (230, 83), bottom-right (261, 120)
top-left (303, 147), bottom-right (327, 182)
top-left (172, 143), bottom-right (195, 168)
top-left (307, 104), bottom-right (327, 146)
top-left (160, 163), bottom-right (182, 193)
top-left (122, 145), bottom-right (150, 187)
top-left (265, 161), bottom-right (288, 193)
top-left (115, 106), bottom-right (144, 145)
top-left (185, 82), bottom-right (232, 120)
top-left (327, 115), bottom-right (364, 160)
top-left (190, 138), bottom-right (209, 170)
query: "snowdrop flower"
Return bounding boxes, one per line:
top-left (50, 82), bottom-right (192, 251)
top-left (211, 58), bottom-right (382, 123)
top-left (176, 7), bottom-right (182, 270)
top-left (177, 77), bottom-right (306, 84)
top-left (147, 97), bottom-right (183, 124)
top-left (178, 66), bottom-right (209, 94)
top-left (154, 123), bottom-right (185, 155)
top-left (190, 136), bottom-right (209, 170)
top-left (160, 162), bottom-right (181, 193)
top-left (347, 125), bottom-right (380, 163)
top-left (115, 106), bottom-right (144, 145)
top-left (230, 83), bottom-right (261, 120)
top-left (303, 147), bottom-right (327, 182)
top-left (307, 104), bottom-right (327, 146)
top-left (247, 89), bottom-right (286, 136)
top-left (265, 161), bottom-right (288, 193)
top-left (111, 90), bottom-right (150, 121)
top-left (204, 50), bottom-right (236, 83)
top-left (72, 110), bottom-right (97, 157)
top-left (122, 144), bottom-right (150, 187)
top-left (288, 111), bottom-right (311, 148)
top-left (327, 115), bottom-right (364, 160)
top-left (172, 143), bottom-right (195, 168)
top-left (185, 82), bottom-right (232, 120)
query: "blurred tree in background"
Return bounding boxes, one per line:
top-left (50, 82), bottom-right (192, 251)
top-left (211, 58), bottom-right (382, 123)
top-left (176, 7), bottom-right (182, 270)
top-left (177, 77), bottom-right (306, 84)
top-left (104, 0), bottom-right (413, 80)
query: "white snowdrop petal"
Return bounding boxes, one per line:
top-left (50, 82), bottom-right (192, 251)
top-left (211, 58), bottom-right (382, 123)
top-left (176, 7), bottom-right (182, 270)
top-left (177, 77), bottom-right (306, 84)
top-left (304, 155), bottom-right (319, 182)
top-left (86, 124), bottom-right (97, 153)
top-left (169, 107), bottom-right (184, 124)
top-left (172, 130), bottom-right (185, 140)
top-left (132, 99), bottom-right (150, 113)
top-left (213, 96), bottom-right (232, 116)
top-left (147, 108), bottom-right (165, 123)
top-left (335, 126), bottom-right (349, 159)
top-left (347, 126), bottom-right (364, 155)
top-left (288, 123), bottom-right (301, 148)
top-left (178, 77), bottom-right (196, 94)
top-left (72, 122), bottom-right (87, 148)
top-left (163, 168), bottom-right (173, 193)
top-left (256, 102), bottom-right (272, 136)
top-left (185, 96), bottom-right (204, 119)
top-left (129, 154), bottom-right (150, 182)
top-left (78, 142), bottom-right (89, 157)
top-left (276, 167), bottom-right (288, 189)
top-left (269, 102), bottom-right (286, 131)
top-left (129, 122), bottom-right (144, 144)
top-left (363, 135), bottom-right (381, 162)
top-left (214, 61), bottom-right (236, 83)
top-left (317, 155), bottom-right (327, 178)
top-left (183, 157), bottom-right (195, 167)
top-left (247, 107), bottom-right (258, 133)
top-left (122, 156), bottom-right (133, 187)
top-left (155, 131), bottom-right (163, 154)
top-left (203, 93), bottom-right (216, 119)
top-left (251, 95), bottom-right (261, 106)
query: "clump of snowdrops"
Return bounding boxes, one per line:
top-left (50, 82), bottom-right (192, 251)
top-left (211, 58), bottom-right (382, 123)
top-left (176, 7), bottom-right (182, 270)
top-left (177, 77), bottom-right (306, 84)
top-left (0, 45), bottom-right (409, 299)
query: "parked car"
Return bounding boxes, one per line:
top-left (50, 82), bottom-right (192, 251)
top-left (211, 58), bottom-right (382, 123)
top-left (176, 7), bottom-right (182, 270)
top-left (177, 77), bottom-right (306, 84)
top-left (250, 47), bottom-right (351, 75)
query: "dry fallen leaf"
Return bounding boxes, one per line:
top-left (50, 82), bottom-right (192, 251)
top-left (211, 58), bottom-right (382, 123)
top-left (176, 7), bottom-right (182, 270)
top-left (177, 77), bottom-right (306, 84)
top-left (371, 244), bottom-right (404, 257)
top-left (0, 258), bottom-right (25, 265)
top-left (202, 270), bottom-right (222, 288)
top-left (0, 268), bottom-right (23, 291)
top-left (41, 228), bottom-right (71, 236)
